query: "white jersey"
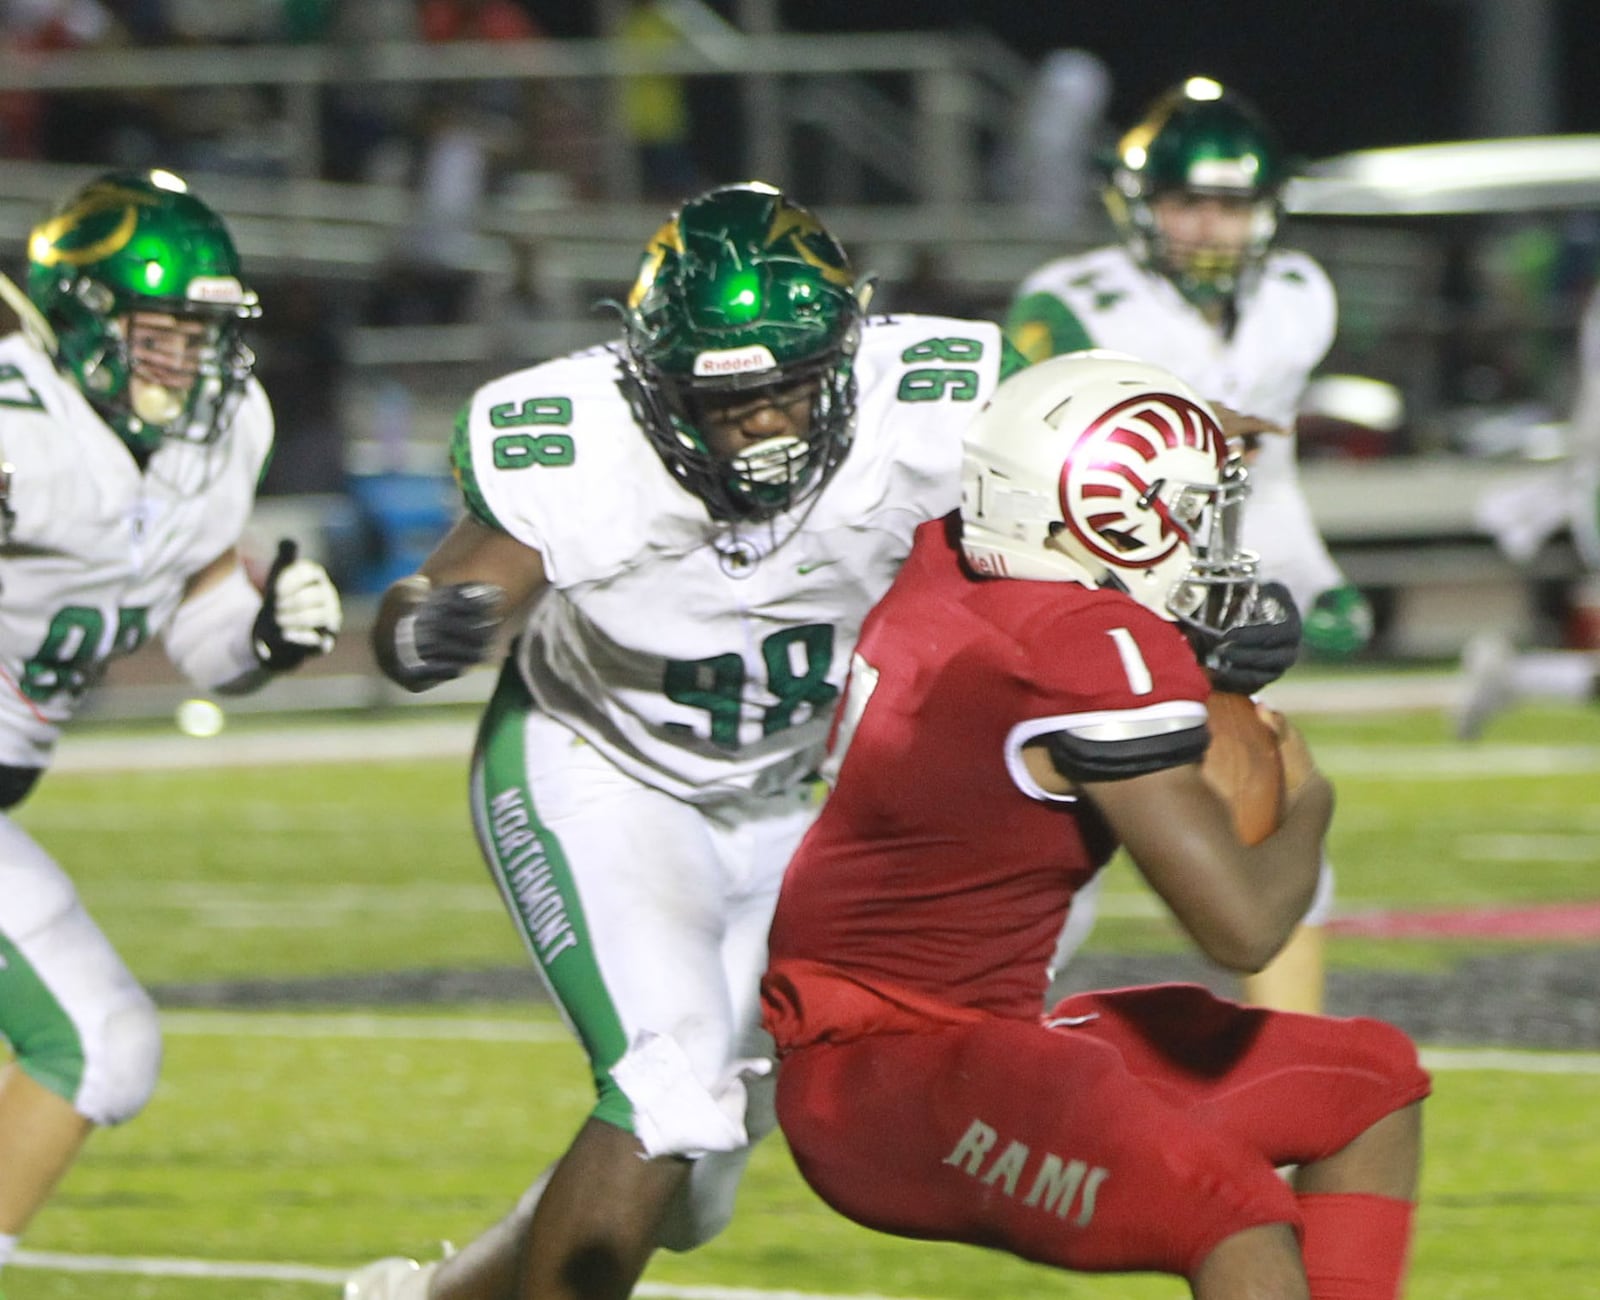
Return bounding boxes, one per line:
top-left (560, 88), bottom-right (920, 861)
top-left (453, 314), bottom-right (1008, 802)
top-left (1011, 244), bottom-right (1343, 605)
top-left (0, 334), bottom-right (272, 768)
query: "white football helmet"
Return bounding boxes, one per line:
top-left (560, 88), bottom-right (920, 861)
top-left (960, 350), bottom-right (1258, 637)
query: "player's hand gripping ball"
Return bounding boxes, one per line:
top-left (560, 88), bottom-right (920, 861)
top-left (1201, 691), bottom-right (1286, 845)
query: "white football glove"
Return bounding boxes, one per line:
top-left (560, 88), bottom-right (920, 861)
top-left (252, 539), bottom-right (342, 671)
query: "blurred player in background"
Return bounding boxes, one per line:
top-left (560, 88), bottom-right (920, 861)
top-left (1458, 277), bottom-right (1600, 737)
top-left (1004, 76), bottom-right (1358, 1013)
top-left (348, 182), bottom-right (1023, 1300)
top-left (763, 352), bottom-right (1429, 1300)
top-left (0, 170), bottom-right (341, 1283)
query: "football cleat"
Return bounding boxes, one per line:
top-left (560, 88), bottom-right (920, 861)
top-left (341, 1256), bottom-right (439, 1300)
top-left (1453, 632), bottom-right (1515, 741)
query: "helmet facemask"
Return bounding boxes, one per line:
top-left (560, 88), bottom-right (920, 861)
top-left (620, 183), bottom-right (862, 524)
top-left (624, 326), bottom-right (858, 523)
top-left (1136, 189), bottom-right (1280, 309)
top-left (1153, 456), bottom-right (1260, 640)
top-left (59, 287), bottom-right (257, 458)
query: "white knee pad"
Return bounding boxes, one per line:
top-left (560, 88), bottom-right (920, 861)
top-left (609, 1028), bottom-right (775, 1253)
top-left (610, 1029), bottom-right (769, 1160)
top-left (3, 868), bottom-right (163, 1126)
top-left (82, 990), bottom-right (163, 1125)
top-left (655, 1064), bottom-right (775, 1253)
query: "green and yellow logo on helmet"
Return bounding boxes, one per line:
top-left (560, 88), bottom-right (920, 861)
top-left (764, 205), bottom-right (854, 289)
top-left (28, 180), bottom-right (156, 271)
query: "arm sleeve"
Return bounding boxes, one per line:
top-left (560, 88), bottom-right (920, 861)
top-left (448, 399), bottom-right (501, 530)
top-left (1003, 290), bottom-right (1096, 364)
top-left (1043, 707), bottom-right (1210, 781)
top-left (162, 563), bottom-right (266, 693)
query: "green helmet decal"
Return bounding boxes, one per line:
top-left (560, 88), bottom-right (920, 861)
top-left (26, 169), bottom-right (260, 458)
top-left (621, 182), bottom-right (861, 523)
top-left (1105, 79), bottom-right (1287, 309)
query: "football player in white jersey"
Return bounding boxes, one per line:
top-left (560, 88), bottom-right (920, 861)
top-left (1005, 78), bottom-right (1351, 1014)
top-left (346, 183), bottom-right (1024, 1300)
top-left (1456, 278), bottom-right (1600, 738)
top-left (0, 170), bottom-right (341, 1283)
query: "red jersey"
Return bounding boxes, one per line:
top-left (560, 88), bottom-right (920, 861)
top-left (768, 514), bottom-right (1210, 1020)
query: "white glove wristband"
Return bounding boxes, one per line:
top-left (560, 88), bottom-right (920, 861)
top-left (393, 610), bottom-right (428, 676)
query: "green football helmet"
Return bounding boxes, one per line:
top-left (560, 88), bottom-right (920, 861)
top-left (1104, 78), bottom-right (1288, 309)
top-left (26, 169), bottom-right (260, 459)
top-left (620, 182), bottom-right (862, 523)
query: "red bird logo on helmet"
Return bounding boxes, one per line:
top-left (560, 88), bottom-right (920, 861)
top-left (1062, 391), bottom-right (1225, 568)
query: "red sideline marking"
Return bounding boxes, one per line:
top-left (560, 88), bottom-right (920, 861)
top-left (1330, 902), bottom-right (1600, 940)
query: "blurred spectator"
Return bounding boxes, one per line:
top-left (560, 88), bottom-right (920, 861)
top-left (995, 48), bottom-right (1111, 230)
top-left (619, 0), bottom-right (698, 200)
top-left (419, 0), bottom-right (543, 128)
top-left (108, 0), bottom-right (173, 44)
top-left (1456, 214), bottom-right (1600, 424)
top-left (181, 84), bottom-right (293, 176)
top-left (321, 0), bottom-right (423, 184)
top-left (361, 0), bottom-right (547, 323)
top-left (252, 275), bottom-right (350, 497)
top-left (0, 0), bottom-right (169, 164)
top-left (418, 0), bottom-right (540, 42)
top-left (365, 88), bottom-right (515, 328)
top-left (419, 0), bottom-right (602, 203)
top-left (278, 0), bottom-right (335, 42)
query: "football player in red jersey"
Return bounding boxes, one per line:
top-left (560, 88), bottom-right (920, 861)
top-left (762, 352), bottom-right (1429, 1300)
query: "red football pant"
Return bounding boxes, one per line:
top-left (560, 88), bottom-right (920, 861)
top-left (774, 983), bottom-right (1430, 1279)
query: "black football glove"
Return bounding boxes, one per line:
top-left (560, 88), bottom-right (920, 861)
top-left (251, 539), bottom-right (342, 673)
top-left (388, 581), bottom-right (504, 691)
top-left (1201, 581), bottom-right (1303, 695)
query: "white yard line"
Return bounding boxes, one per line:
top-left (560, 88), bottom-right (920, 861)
top-left (160, 1010), bottom-right (571, 1042)
top-left (49, 672), bottom-right (1478, 775)
top-left (10, 1249), bottom-right (911, 1299)
top-left (1418, 1046), bottom-right (1600, 1074)
top-left (156, 1008), bottom-right (1600, 1074)
top-left (53, 717), bottom-right (478, 771)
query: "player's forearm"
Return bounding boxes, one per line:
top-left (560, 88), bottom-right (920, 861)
top-left (167, 544), bottom-right (342, 695)
top-left (1228, 772), bottom-right (1334, 968)
top-left (372, 573), bottom-right (506, 693)
top-left (372, 574), bottom-right (432, 688)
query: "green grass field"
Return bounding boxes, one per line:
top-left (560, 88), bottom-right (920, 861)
top-left (7, 696), bottom-right (1600, 1299)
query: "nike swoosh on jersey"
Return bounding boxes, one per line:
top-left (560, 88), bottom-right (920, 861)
top-left (796, 559), bottom-right (841, 575)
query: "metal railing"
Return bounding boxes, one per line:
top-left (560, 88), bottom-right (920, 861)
top-left (0, 30), bottom-right (1032, 204)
